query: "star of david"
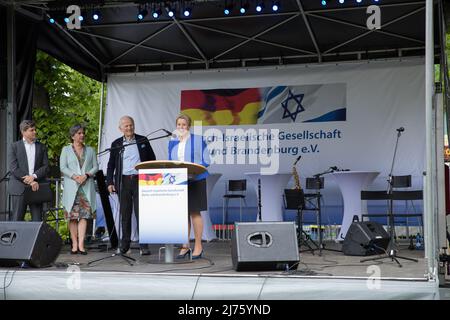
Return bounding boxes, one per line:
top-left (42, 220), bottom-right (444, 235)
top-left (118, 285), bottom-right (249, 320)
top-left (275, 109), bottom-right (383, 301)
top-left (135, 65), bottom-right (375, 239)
top-left (281, 90), bottom-right (305, 122)
top-left (169, 175), bottom-right (176, 184)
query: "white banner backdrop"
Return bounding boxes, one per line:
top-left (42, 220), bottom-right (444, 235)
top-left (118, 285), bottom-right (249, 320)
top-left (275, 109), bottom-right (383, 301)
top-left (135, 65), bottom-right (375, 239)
top-left (100, 59), bottom-right (425, 230)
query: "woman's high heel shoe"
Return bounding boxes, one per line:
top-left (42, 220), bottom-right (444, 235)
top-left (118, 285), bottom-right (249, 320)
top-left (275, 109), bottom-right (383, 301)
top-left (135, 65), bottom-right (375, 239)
top-left (176, 248), bottom-right (191, 259)
top-left (191, 250), bottom-right (204, 260)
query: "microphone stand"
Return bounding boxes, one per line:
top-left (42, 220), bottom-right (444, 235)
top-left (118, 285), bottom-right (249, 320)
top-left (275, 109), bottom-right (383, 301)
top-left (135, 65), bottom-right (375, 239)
top-left (0, 171), bottom-right (10, 183)
top-left (257, 179), bottom-right (262, 221)
top-left (88, 131), bottom-right (172, 267)
top-left (361, 129), bottom-right (418, 267)
top-left (314, 167), bottom-right (335, 177)
top-left (310, 168), bottom-right (341, 255)
top-left (97, 129), bottom-right (171, 158)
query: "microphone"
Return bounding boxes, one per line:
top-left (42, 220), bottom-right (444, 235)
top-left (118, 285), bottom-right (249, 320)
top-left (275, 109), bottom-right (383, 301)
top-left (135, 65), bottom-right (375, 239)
top-left (162, 129), bottom-right (177, 138)
top-left (293, 155), bottom-right (302, 165)
top-left (396, 127), bottom-right (405, 132)
top-left (330, 166), bottom-right (338, 171)
top-left (161, 129), bottom-right (172, 135)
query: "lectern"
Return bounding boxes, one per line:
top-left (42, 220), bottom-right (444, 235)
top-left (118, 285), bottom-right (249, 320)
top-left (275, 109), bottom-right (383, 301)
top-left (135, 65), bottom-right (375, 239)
top-left (135, 160), bottom-right (207, 263)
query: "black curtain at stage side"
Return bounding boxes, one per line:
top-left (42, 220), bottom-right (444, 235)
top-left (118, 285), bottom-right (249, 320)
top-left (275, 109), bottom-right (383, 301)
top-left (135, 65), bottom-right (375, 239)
top-left (1, 10), bottom-right (39, 135)
top-left (37, 23), bottom-right (102, 82)
top-left (0, 7), bottom-right (6, 102)
top-left (15, 14), bottom-right (38, 133)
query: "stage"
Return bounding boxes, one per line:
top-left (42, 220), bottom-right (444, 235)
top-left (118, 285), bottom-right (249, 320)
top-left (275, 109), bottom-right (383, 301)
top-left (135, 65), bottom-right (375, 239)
top-left (0, 240), bottom-right (441, 300)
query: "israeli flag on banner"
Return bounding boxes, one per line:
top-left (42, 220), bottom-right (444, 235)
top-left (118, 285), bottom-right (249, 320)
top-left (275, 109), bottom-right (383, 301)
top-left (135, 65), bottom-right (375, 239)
top-left (257, 83), bottom-right (347, 124)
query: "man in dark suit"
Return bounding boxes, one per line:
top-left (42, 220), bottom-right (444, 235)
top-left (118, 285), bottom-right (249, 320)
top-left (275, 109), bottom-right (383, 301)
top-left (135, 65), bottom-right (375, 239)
top-left (8, 120), bottom-right (49, 221)
top-left (107, 115), bottom-right (156, 255)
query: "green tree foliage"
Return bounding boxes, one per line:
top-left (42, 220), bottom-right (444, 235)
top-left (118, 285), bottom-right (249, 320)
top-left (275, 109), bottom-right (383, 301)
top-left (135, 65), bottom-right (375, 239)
top-left (33, 51), bottom-right (102, 166)
top-left (32, 51), bottom-right (102, 241)
top-left (436, 33), bottom-right (450, 82)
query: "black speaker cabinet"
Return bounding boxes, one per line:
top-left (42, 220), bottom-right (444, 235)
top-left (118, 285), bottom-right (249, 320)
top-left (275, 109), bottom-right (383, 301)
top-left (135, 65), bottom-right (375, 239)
top-left (231, 222), bottom-right (299, 271)
top-left (0, 222), bottom-right (62, 267)
top-left (342, 221), bottom-right (390, 256)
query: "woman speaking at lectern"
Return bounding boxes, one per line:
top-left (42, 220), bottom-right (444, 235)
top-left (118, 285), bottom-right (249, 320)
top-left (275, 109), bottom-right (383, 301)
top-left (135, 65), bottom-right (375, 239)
top-left (168, 114), bottom-right (210, 259)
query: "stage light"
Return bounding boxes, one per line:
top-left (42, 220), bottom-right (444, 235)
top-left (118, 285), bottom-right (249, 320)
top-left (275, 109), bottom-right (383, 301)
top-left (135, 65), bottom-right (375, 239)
top-left (321, 0), bottom-right (326, 5)
top-left (167, 7), bottom-right (175, 17)
top-left (92, 9), bottom-right (101, 21)
top-left (137, 8), bottom-right (148, 20)
top-left (356, 0), bottom-right (362, 3)
top-left (183, 8), bottom-right (191, 17)
top-left (49, 17), bottom-right (55, 24)
top-left (224, 3), bottom-right (233, 15)
top-left (272, 1), bottom-right (279, 11)
top-left (78, 15), bottom-right (84, 21)
top-left (152, 9), bottom-right (161, 18)
top-left (339, 0), bottom-right (344, 3)
top-left (240, 4), bottom-right (248, 14)
top-left (64, 17), bottom-right (70, 23)
top-left (256, 2), bottom-right (264, 12)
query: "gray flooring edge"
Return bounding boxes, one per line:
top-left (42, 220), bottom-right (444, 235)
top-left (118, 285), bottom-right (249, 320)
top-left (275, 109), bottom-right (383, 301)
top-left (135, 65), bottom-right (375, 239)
top-left (0, 270), bottom-right (439, 300)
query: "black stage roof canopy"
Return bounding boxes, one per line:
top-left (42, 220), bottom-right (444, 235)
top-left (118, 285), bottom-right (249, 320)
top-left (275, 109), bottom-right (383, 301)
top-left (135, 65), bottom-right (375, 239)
top-left (3, 0), bottom-right (449, 81)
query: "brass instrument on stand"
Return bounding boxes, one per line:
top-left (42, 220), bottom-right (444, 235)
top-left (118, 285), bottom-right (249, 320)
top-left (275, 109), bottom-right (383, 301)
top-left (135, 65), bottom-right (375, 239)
top-left (292, 156), bottom-right (302, 190)
top-left (285, 155), bottom-right (320, 254)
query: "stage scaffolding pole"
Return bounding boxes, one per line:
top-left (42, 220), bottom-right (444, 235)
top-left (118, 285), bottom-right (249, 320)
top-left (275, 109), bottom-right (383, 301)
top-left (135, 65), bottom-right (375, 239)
top-left (424, 0), bottom-right (437, 281)
top-left (436, 92), bottom-right (447, 251)
top-left (97, 81), bottom-right (105, 154)
top-left (6, 3), bottom-right (16, 166)
top-left (94, 80), bottom-right (105, 234)
top-left (1, 4), bottom-right (17, 219)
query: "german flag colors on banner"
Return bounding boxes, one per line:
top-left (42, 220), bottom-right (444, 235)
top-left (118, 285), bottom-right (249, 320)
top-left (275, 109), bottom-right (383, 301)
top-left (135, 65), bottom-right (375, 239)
top-left (181, 88), bottom-right (262, 125)
top-left (139, 173), bottom-right (163, 186)
top-left (180, 84), bottom-right (347, 126)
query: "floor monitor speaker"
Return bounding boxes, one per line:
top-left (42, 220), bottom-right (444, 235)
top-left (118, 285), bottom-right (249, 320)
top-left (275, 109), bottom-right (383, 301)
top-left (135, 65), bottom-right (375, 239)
top-left (231, 222), bottom-right (299, 271)
top-left (342, 221), bottom-right (390, 256)
top-left (0, 222), bottom-right (62, 267)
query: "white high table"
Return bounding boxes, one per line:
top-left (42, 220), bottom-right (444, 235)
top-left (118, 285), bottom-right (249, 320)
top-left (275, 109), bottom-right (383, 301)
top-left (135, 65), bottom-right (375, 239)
top-left (328, 171), bottom-right (380, 241)
top-left (245, 172), bottom-right (292, 221)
